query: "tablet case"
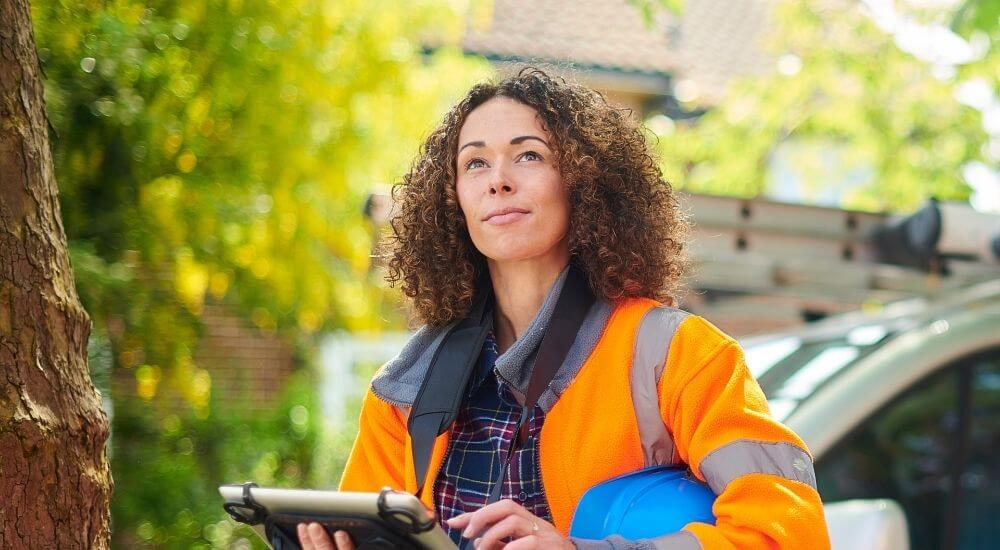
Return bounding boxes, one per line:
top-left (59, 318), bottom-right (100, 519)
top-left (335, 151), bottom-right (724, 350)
top-left (223, 482), bottom-right (443, 550)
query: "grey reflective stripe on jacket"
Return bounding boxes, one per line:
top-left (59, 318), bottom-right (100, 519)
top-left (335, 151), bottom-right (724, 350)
top-left (571, 530), bottom-right (702, 550)
top-left (699, 439), bottom-right (817, 494)
top-left (630, 306), bottom-right (689, 467)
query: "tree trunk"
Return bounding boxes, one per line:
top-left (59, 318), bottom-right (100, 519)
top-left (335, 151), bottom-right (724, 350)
top-left (0, 0), bottom-right (113, 547)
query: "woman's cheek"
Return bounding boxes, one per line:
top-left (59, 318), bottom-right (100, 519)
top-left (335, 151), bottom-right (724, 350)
top-left (455, 183), bottom-right (479, 229)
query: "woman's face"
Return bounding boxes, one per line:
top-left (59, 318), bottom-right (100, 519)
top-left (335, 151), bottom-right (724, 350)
top-left (454, 97), bottom-right (571, 266)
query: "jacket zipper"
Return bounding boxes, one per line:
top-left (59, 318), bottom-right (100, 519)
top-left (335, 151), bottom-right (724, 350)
top-left (533, 406), bottom-right (551, 521)
top-left (433, 431), bottom-right (458, 513)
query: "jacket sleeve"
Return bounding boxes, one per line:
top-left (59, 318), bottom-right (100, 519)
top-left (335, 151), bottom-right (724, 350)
top-left (656, 315), bottom-right (830, 549)
top-left (337, 387), bottom-right (408, 492)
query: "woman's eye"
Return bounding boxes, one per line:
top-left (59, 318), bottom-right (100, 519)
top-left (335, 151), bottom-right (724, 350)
top-left (464, 151), bottom-right (540, 171)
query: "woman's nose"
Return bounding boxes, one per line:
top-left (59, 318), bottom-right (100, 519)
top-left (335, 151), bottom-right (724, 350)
top-left (488, 182), bottom-right (514, 195)
top-left (487, 165), bottom-right (515, 195)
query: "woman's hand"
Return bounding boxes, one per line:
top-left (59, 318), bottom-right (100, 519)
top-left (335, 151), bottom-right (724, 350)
top-left (296, 523), bottom-right (354, 550)
top-left (445, 499), bottom-right (574, 549)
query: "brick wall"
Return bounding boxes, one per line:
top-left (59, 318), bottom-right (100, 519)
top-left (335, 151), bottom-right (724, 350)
top-left (112, 301), bottom-right (296, 412)
top-left (194, 303), bottom-right (296, 410)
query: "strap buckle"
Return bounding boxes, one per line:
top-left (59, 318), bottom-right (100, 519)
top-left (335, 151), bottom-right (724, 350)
top-left (223, 482), bottom-right (268, 525)
top-left (376, 487), bottom-right (436, 534)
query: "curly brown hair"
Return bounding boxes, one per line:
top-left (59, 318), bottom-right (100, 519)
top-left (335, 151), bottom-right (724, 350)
top-left (386, 67), bottom-right (689, 327)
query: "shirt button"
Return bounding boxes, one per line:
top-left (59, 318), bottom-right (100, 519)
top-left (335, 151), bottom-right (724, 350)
top-left (518, 491), bottom-right (527, 501)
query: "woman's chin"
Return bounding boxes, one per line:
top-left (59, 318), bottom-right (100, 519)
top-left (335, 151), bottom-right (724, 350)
top-left (473, 227), bottom-right (569, 265)
top-left (481, 243), bottom-right (566, 265)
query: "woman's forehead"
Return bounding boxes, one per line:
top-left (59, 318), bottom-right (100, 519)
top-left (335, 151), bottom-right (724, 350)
top-left (458, 98), bottom-right (549, 145)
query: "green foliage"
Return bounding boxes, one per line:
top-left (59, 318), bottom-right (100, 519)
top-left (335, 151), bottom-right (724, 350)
top-left (951, 0), bottom-right (1000, 39)
top-left (34, 0), bottom-right (491, 339)
top-left (30, 0), bottom-right (491, 546)
top-left (648, 1), bottom-right (995, 212)
top-left (110, 370), bottom-right (328, 548)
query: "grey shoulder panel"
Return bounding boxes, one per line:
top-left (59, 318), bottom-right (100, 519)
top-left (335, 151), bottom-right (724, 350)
top-left (630, 306), bottom-right (689, 466)
top-left (698, 439), bottom-right (817, 495)
top-left (370, 320), bottom-right (458, 407)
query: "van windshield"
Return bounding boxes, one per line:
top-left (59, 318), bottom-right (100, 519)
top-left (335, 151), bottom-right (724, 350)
top-left (742, 324), bottom-right (893, 421)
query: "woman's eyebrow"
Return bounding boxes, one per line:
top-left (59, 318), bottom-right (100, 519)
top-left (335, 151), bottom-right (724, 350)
top-left (457, 135), bottom-right (549, 155)
top-left (509, 135), bottom-right (548, 147)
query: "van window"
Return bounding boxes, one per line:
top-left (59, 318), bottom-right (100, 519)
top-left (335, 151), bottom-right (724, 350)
top-left (815, 366), bottom-right (957, 549)
top-left (816, 348), bottom-right (1000, 550)
top-left (958, 354), bottom-right (1000, 547)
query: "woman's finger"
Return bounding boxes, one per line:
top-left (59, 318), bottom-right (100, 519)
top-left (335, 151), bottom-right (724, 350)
top-left (474, 514), bottom-right (536, 550)
top-left (297, 523), bottom-right (323, 550)
top-left (302, 522), bottom-right (336, 550)
top-left (447, 499), bottom-right (532, 539)
top-left (333, 530), bottom-right (356, 550)
top-left (446, 512), bottom-right (472, 530)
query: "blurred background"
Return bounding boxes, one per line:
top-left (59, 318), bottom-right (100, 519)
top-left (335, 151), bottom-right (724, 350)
top-left (29, 0), bottom-right (997, 547)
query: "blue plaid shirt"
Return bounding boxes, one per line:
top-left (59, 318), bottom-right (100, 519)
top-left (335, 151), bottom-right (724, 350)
top-left (433, 332), bottom-right (552, 548)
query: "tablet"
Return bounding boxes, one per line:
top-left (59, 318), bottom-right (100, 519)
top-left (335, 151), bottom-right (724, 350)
top-left (219, 482), bottom-right (456, 549)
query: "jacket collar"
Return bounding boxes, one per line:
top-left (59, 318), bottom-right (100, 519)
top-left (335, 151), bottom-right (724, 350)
top-left (371, 266), bottom-right (613, 411)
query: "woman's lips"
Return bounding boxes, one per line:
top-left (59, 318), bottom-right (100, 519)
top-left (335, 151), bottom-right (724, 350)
top-left (484, 211), bottom-right (529, 226)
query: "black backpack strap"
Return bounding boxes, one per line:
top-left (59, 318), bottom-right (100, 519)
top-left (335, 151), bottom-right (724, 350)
top-left (408, 286), bottom-right (492, 498)
top-left (486, 265), bottom-right (594, 503)
top-left (519, 264), bottom-right (594, 440)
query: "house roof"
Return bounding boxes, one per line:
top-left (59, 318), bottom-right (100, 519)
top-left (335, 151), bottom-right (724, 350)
top-left (674, 0), bottom-right (776, 105)
top-left (461, 0), bottom-right (679, 77)
top-left (459, 0), bottom-right (776, 106)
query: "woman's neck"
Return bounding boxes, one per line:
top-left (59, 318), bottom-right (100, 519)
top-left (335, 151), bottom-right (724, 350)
top-left (487, 255), bottom-right (569, 354)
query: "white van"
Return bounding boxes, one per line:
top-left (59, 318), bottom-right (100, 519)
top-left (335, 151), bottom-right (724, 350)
top-left (742, 280), bottom-right (1000, 550)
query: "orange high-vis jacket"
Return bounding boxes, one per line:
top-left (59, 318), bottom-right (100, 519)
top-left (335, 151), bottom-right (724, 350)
top-left (339, 298), bottom-right (831, 549)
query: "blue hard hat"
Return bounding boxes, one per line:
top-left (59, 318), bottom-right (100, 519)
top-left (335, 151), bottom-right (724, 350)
top-left (569, 465), bottom-right (717, 540)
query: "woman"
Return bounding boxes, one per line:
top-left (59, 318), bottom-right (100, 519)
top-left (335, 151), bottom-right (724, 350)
top-left (299, 68), bottom-right (830, 549)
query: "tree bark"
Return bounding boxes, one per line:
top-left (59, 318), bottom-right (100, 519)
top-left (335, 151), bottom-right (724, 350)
top-left (0, 0), bottom-right (113, 547)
